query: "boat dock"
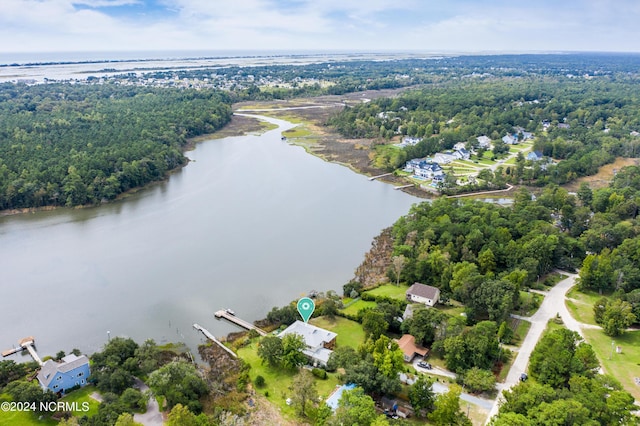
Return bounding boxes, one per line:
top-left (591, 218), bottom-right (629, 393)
top-left (192, 324), bottom-right (237, 358)
top-left (214, 310), bottom-right (267, 336)
top-left (368, 172), bottom-right (393, 181)
top-left (2, 336), bottom-right (43, 366)
top-left (394, 184), bottom-right (414, 190)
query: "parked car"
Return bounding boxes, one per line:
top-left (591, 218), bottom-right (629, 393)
top-left (417, 361), bottom-right (432, 370)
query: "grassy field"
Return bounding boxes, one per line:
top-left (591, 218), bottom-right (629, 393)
top-left (562, 157), bottom-right (639, 192)
top-left (0, 386), bottom-right (99, 425)
top-left (583, 329), bottom-right (640, 400)
top-left (436, 302), bottom-right (466, 318)
top-left (282, 126), bottom-right (312, 138)
top-left (237, 340), bottom-right (341, 419)
top-left (61, 385), bottom-right (100, 417)
top-left (565, 287), bottom-right (604, 326)
top-left (0, 393), bottom-right (57, 425)
top-left (513, 319), bottom-right (532, 345)
top-left (309, 316), bottom-right (366, 349)
top-left (364, 284), bottom-right (409, 301)
top-left (339, 299), bottom-right (376, 317)
top-left (0, 407), bottom-right (57, 426)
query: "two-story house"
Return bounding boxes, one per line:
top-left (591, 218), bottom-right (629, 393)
top-left (278, 321), bottom-right (337, 367)
top-left (37, 354), bottom-right (90, 395)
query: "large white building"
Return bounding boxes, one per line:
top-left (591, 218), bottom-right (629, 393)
top-left (278, 321), bottom-right (337, 367)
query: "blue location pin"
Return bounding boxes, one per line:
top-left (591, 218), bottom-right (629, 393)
top-left (297, 297), bottom-right (315, 323)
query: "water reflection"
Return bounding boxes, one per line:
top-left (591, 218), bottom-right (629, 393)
top-left (0, 115), bottom-right (418, 358)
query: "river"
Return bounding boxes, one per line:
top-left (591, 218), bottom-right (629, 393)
top-left (0, 115), bottom-right (419, 359)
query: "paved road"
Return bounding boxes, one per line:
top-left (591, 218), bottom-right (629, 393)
top-left (485, 272), bottom-right (580, 423)
top-left (133, 378), bottom-right (164, 426)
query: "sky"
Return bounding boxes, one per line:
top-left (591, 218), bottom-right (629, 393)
top-left (2, 0), bottom-right (640, 55)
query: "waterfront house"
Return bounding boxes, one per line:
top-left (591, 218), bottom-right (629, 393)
top-left (433, 152), bottom-right (456, 164)
top-left (396, 334), bottom-right (429, 362)
top-left (37, 354), bottom-right (90, 395)
top-left (278, 321), bottom-right (337, 367)
top-left (404, 159), bottom-right (443, 180)
top-left (406, 283), bottom-right (440, 307)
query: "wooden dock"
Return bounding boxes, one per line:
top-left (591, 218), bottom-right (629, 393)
top-left (394, 184), bottom-right (414, 190)
top-left (214, 310), bottom-right (267, 336)
top-left (2, 336), bottom-right (43, 365)
top-left (368, 172), bottom-right (392, 181)
top-left (1, 346), bottom-right (22, 357)
top-left (192, 324), bottom-right (237, 358)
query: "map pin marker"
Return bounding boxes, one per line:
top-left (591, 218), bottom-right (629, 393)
top-left (297, 297), bottom-right (315, 323)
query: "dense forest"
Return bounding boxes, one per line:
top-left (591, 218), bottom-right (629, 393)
top-left (491, 328), bottom-right (637, 425)
top-left (382, 169), bottom-right (640, 328)
top-left (0, 83), bottom-right (232, 210)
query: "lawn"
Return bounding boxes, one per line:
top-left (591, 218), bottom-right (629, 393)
top-left (0, 408), bottom-right (57, 426)
top-left (339, 299), bottom-right (376, 317)
top-left (565, 287), bottom-right (606, 326)
top-left (62, 385), bottom-right (100, 417)
top-left (364, 284), bottom-right (409, 301)
top-left (475, 158), bottom-right (496, 166)
top-left (512, 319), bottom-right (532, 345)
top-left (237, 340), bottom-right (341, 419)
top-left (583, 329), bottom-right (640, 400)
top-left (436, 302), bottom-right (466, 318)
top-left (309, 316), bottom-right (366, 350)
top-left (497, 352), bottom-right (516, 383)
top-left (0, 393), bottom-right (57, 426)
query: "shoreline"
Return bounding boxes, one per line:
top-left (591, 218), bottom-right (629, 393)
top-left (0, 114), bottom-right (270, 219)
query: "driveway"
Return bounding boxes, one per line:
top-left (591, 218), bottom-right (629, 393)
top-left (133, 378), bottom-right (164, 426)
top-left (485, 272), bottom-right (580, 423)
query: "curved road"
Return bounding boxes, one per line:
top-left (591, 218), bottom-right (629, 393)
top-left (486, 272), bottom-right (581, 423)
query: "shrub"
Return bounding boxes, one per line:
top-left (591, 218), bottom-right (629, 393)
top-left (311, 368), bottom-right (327, 380)
top-left (254, 375), bottom-right (265, 388)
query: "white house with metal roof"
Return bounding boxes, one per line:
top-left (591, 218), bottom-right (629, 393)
top-left (278, 321), bottom-right (337, 367)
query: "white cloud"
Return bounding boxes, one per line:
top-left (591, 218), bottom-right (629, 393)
top-left (72, 0), bottom-right (141, 6)
top-left (0, 0), bottom-right (639, 54)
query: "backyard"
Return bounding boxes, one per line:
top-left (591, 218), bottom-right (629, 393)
top-left (583, 329), bottom-right (640, 400)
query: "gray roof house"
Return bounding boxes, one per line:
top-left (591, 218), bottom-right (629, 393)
top-left (527, 151), bottom-right (544, 161)
top-left (502, 134), bottom-right (518, 145)
top-left (278, 321), bottom-right (337, 367)
top-left (477, 135), bottom-right (491, 148)
top-left (406, 283), bottom-right (440, 307)
top-left (37, 354), bottom-right (90, 395)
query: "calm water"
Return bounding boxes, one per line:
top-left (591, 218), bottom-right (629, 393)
top-left (0, 115), bottom-right (418, 359)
